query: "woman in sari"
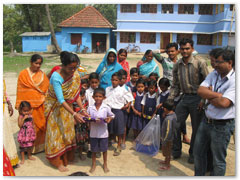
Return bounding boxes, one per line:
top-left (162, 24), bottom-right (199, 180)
top-left (15, 54), bottom-right (49, 154)
top-left (96, 48), bottom-right (123, 89)
top-left (138, 49), bottom-right (160, 79)
top-left (44, 51), bottom-right (86, 172)
top-left (3, 80), bottom-right (19, 167)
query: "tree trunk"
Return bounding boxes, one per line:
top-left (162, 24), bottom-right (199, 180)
top-left (10, 40), bottom-right (14, 54)
top-left (45, 4), bottom-right (61, 54)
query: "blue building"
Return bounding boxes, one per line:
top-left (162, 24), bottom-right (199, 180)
top-left (20, 6), bottom-right (114, 53)
top-left (114, 4), bottom-right (235, 54)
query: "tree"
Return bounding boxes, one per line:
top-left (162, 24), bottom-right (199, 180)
top-left (45, 4), bottom-right (61, 54)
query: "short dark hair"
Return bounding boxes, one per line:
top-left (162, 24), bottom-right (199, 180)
top-left (118, 48), bottom-right (128, 56)
top-left (149, 72), bottom-right (159, 81)
top-left (179, 38), bottom-right (194, 48)
top-left (147, 79), bottom-right (157, 88)
top-left (166, 42), bottom-right (178, 51)
top-left (89, 72), bottom-right (99, 80)
top-left (93, 87), bottom-right (105, 96)
top-left (130, 67), bottom-right (139, 75)
top-left (136, 78), bottom-right (145, 86)
top-left (118, 69), bottom-right (127, 80)
top-left (60, 51), bottom-right (80, 66)
top-left (80, 88), bottom-right (86, 96)
top-left (30, 54), bottom-right (43, 63)
top-left (158, 77), bottom-right (170, 88)
top-left (144, 49), bottom-right (152, 56)
top-left (69, 171), bottom-right (89, 176)
top-left (215, 49), bottom-right (235, 67)
top-left (19, 101), bottom-right (31, 111)
top-left (81, 78), bottom-right (88, 85)
top-left (112, 72), bottom-right (121, 80)
top-left (162, 99), bottom-right (174, 111)
top-left (209, 48), bottom-right (223, 57)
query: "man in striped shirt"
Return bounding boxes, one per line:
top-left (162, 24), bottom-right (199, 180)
top-left (168, 38), bottom-right (209, 164)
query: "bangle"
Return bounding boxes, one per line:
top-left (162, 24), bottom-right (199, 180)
top-left (73, 112), bottom-right (77, 117)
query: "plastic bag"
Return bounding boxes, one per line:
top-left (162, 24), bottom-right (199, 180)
top-left (133, 115), bottom-right (161, 156)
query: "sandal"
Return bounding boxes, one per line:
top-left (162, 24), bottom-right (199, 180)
top-left (113, 148), bottom-right (121, 156)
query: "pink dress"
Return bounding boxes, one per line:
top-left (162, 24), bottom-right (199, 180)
top-left (17, 115), bottom-right (36, 148)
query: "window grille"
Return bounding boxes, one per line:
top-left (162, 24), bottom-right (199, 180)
top-left (141, 4), bottom-right (157, 13)
top-left (213, 34), bottom-right (217, 46)
top-left (140, 33), bottom-right (156, 43)
top-left (120, 32), bottom-right (136, 43)
top-left (197, 34), bottom-right (213, 45)
top-left (162, 4), bottom-right (173, 14)
top-left (199, 4), bottom-right (213, 15)
top-left (121, 4), bottom-right (137, 13)
top-left (178, 4), bottom-right (194, 14)
top-left (71, 34), bottom-right (82, 45)
top-left (215, 4), bottom-right (219, 14)
top-left (177, 33), bottom-right (193, 43)
top-left (220, 4), bottom-right (224, 12)
top-left (218, 33), bottom-right (222, 46)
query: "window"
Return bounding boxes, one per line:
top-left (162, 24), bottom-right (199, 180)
top-left (120, 32), bottom-right (136, 43)
top-left (162, 4), bottom-right (173, 14)
top-left (230, 4), bottom-right (235, 11)
top-left (199, 4), bottom-right (213, 15)
top-left (178, 4), bottom-right (194, 14)
top-left (220, 4), bottom-right (224, 13)
top-left (33, 37), bottom-right (37, 40)
top-left (140, 33), bottom-right (156, 43)
top-left (218, 33), bottom-right (222, 46)
top-left (213, 34), bottom-right (217, 46)
top-left (40, 37), bottom-right (44, 40)
top-left (197, 34), bottom-right (213, 45)
top-left (141, 4), bottom-right (157, 13)
top-left (215, 5), bottom-right (219, 14)
top-left (121, 4), bottom-right (137, 13)
top-left (177, 33), bottom-right (193, 43)
top-left (71, 34), bottom-right (82, 45)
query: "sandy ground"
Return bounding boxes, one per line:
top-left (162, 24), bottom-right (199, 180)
top-left (3, 53), bottom-right (235, 176)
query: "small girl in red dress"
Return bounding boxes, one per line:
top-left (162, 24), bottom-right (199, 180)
top-left (17, 101), bottom-right (36, 164)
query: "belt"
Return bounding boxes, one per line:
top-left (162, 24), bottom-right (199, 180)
top-left (205, 116), bottom-right (233, 125)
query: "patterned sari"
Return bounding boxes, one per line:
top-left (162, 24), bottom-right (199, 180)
top-left (15, 68), bottom-right (49, 153)
top-left (44, 71), bottom-right (81, 159)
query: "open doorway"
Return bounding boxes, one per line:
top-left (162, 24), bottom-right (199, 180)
top-left (161, 33), bottom-right (170, 49)
top-left (92, 34), bottom-right (106, 53)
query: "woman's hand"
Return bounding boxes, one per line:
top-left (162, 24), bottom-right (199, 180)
top-left (74, 113), bottom-right (85, 123)
top-left (7, 103), bottom-right (14, 117)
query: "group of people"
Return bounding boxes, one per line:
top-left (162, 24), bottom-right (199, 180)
top-left (3, 38), bottom-right (235, 176)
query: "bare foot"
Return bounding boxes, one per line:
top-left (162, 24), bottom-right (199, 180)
top-left (159, 160), bottom-right (166, 165)
top-left (28, 156), bottom-right (36, 161)
top-left (20, 160), bottom-right (24, 164)
top-left (158, 165), bottom-right (170, 171)
top-left (183, 135), bottom-right (191, 144)
top-left (89, 165), bottom-right (96, 173)
top-left (103, 165), bottom-right (109, 173)
top-left (58, 165), bottom-right (69, 172)
top-left (79, 154), bottom-right (86, 161)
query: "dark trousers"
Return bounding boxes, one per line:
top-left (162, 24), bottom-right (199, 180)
top-left (172, 94), bottom-right (203, 157)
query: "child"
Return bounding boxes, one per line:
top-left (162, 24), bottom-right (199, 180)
top-left (159, 99), bottom-right (177, 170)
top-left (86, 72), bottom-right (100, 107)
top-left (155, 78), bottom-right (170, 125)
top-left (73, 88), bottom-right (89, 161)
top-left (104, 72), bottom-right (133, 156)
top-left (81, 79), bottom-right (89, 90)
top-left (149, 72), bottom-right (159, 82)
top-left (117, 48), bottom-right (130, 82)
top-left (87, 88), bottom-right (115, 173)
top-left (126, 67), bottom-right (139, 93)
top-left (130, 78), bottom-right (145, 139)
top-left (141, 80), bottom-right (158, 129)
top-left (17, 101), bottom-right (36, 164)
top-left (118, 69), bottom-right (134, 150)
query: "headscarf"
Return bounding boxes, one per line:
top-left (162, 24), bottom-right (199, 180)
top-left (96, 48), bottom-right (123, 89)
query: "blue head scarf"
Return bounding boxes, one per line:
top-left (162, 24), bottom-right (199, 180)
top-left (96, 48), bottom-right (123, 89)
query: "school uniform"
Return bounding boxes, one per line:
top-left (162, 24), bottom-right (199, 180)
top-left (87, 103), bottom-right (115, 152)
top-left (104, 85), bottom-right (133, 135)
top-left (156, 90), bottom-right (170, 125)
top-left (126, 81), bottom-right (137, 93)
top-left (141, 92), bottom-right (157, 129)
top-left (130, 92), bottom-right (144, 131)
top-left (85, 87), bottom-right (95, 107)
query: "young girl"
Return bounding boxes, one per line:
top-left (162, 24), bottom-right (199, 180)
top-left (17, 101), bottom-right (36, 164)
top-left (126, 67), bottom-right (139, 94)
top-left (105, 72), bottom-right (133, 156)
top-left (87, 88), bottom-right (115, 173)
top-left (73, 88), bottom-right (89, 161)
top-left (117, 48), bottom-right (130, 82)
top-left (130, 78), bottom-right (145, 139)
top-left (141, 80), bottom-right (158, 129)
top-left (155, 78), bottom-right (170, 125)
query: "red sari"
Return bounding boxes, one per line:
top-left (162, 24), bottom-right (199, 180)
top-left (3, 147), bottom-right (15, 176)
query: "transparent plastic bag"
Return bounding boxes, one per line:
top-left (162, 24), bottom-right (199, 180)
top-left (133, 115), bottom-right (161, 156)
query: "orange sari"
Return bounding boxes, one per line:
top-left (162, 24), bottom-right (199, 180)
top-left (15, 68), bottom-right (49, 153)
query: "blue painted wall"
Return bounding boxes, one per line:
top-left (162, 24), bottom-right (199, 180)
top-left (22, 35), bottom-right (51, 52)
top-left (115, 4), bottom-right (235, 54)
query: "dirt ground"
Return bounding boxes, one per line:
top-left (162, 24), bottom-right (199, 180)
top-left (3, 53), bottom-right (235, 176)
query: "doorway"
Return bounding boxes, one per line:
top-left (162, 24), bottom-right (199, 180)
top-left (92, 34), bottom-right (106, 53)
top-left (161, 33), bottom-right (171, 49)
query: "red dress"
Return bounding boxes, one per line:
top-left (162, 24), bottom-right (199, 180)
top-left (117, 57), bottom-right (130, 82)
top-left (3, 147), bottom-right (15, 176)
